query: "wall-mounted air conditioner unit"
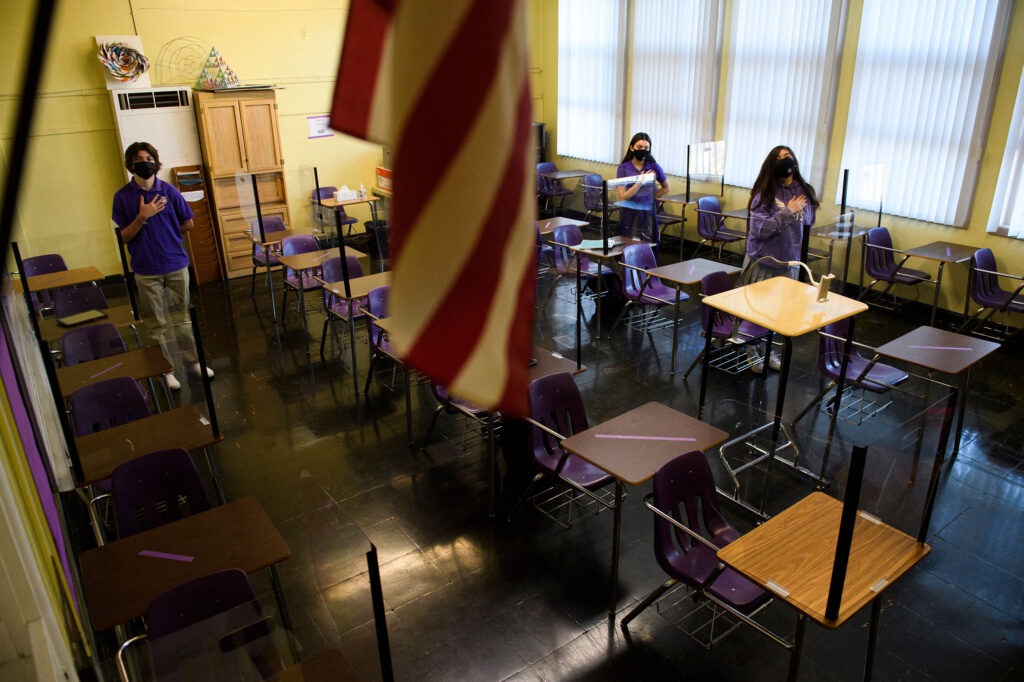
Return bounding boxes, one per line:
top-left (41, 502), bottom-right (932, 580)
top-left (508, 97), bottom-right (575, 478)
top-left (109, 87), bottom-right (202, 183)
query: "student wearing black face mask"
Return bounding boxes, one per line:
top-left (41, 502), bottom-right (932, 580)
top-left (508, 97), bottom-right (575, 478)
top-left (615, 132), bottom-right (671, 242)
top-left (111, 141), bottom-right (212, 390)
top-left (742, 145), bottom-right (820, 372)
top-left (744, 145), bottom-right (819, 282)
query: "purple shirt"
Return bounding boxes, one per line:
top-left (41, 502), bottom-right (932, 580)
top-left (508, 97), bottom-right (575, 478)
top-left (747, 182), bottom-right (816, 268)
top-left (616, 159), bottom-right (667, 210)
top-left (112, 177), bottom-right (193, 276)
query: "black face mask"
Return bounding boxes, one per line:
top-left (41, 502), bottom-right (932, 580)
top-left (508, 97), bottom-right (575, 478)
top-left (773, 156), bottom-right (796, 179)
top-left (633, 149), bottom-right (650, 162)
top-left (133, 161), bottom-right (158, 180)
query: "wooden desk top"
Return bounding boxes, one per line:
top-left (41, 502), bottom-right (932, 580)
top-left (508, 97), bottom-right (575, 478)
top-left (19, 266), bottom-right (104, 293)
top-left (718, 492), bottom-right (929, 628)
top-left (536, 216), bottom-right (589, 235)
top-left (903, 241), bottom-right (977, 264)
top-left (648, 258), bottom-right (741, 287)
top-left (320, 271), bottom-right (391, 300)
top-left (278, 247), bottom-right (368, 272)
top-left (248, 228), bottom-right (296, 245)
top-left (75, 404), bottom-right (220, 486)
top-left (570, 236), bottom-right (643, 259)
top-left (315, 195), bottom-right (378, 209)
top-left (56, 346), bottom-right (171, 397)
top-left (80, 497), bottom-right (292, 631)
top-left (702, 277), bottom-right (868, 338)
top-left (561, 402), bottom-right (728, 486)
top-left (538, 169), bottom-right (589, 180)
top-left (875, 325), bottom-right (1000, 375)
top-left (267, 649), bottom-right (359, 681)
top-left (721, 208), bottom-right (750, 220)
top-left (661, 192), bottom-right (711, 206)
top-left (530, 347), bottom-right (586, 380)
top-left (38, 304), bottom-right (138, 343)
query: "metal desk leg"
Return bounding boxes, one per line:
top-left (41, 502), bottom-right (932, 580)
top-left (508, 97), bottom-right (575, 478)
top-left (608, 480), bottom-right (624, 619)
top-left (266, 260), bottom-right (278, 323)
top-left (951, 368), bottom-right (971, 461)
top-left (349, 314), bottom-right (360, 401)
top-left (758, 335), bottom-right (789, 514)
top-left (787, 614), bottom-right (806, 682)
top-left (697, 331), bottom-right (714, 420)
top-left (864, 598), bottom-right (882, 681)
top-left (929, 263), bottom-right (946, 327)
top-left (669, 286), bottom-right (682, 376)
top-left (596, 262), bottom-right (604, 340)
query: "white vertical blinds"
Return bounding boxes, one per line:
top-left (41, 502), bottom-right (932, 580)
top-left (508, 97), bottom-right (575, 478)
top-left (840, 0), bottom-right (1009, 226)
top-left (628, 0), bottom-right (720, 176)
top-left (988, 67), bottom-right (1024, 239)
top-left (556, 0), bottom-right (627, 163)
top-left (722, 0), bottom-right (844, 190)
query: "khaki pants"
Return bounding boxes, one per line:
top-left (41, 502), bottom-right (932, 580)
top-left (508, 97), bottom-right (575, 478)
top-left (136, 267), bottom-right (195, 371)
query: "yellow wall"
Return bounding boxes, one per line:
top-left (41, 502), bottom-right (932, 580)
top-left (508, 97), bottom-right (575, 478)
top-left (1, 0), bottom-right (382, 276)
top-left (533, 0), bottom-right (1024, 317)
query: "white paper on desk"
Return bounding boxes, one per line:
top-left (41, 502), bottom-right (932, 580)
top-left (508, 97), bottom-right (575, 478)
top-left (579, 239), bottom-right (611, 250)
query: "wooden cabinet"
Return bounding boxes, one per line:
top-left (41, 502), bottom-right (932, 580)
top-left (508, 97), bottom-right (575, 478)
top-left (193, 89), bottom-right (290, 278)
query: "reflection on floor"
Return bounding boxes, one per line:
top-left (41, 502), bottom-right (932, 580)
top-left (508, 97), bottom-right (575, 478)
top-left (87, 263), bottom-right (1024, 681)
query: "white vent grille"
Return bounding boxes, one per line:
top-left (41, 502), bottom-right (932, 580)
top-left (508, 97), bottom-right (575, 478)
top-left (115, 88), bottom-right (191, 112)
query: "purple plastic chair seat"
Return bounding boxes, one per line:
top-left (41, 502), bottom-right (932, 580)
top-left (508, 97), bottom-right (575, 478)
top-left (54, 286), bottom-right (109, 318)
top-left (970, 248), bottom-right (1024, 312)
top-left (321, 255), bottom-right (367, 321)
top-left (111, 448), bottom-right (211, 538)
top-left (68, 376), bottom-right (151, 436)
top-left (527, 372), bottom-right (613, 491)
top-left (537, 162), bottom-right (573, 201)
top-left (120, 569), bottom-right (285, 681)
top-left (552, 224), bottom-right (603, 278)
top-left (864, 227), bottom-right (931, 285)
top-left (23, 253), bottom-right (68, 313)
top-left (251, 216), bottom-right (288, 265)
top-left (61, 323), bottom-right (128, 366)
top-left (696, 197), bottom-right (745, 243)
top-left (701, 271), bottom-right (770, 343)
top-left (622, 244), bottom-right (686, 306)
top-left (620, 450), bottom-right (771, 635)
top-left (820, 318), bottom-right (908, 393)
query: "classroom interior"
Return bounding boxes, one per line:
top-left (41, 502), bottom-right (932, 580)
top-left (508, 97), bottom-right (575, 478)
top-left (1, 1), bottom-right (1023, 680)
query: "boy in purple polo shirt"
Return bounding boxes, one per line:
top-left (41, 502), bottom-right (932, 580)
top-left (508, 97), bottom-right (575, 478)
top-left (112, 141), bottom-right (212, 390)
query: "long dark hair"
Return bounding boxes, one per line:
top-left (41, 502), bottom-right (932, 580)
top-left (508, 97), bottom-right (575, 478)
top-left (748, 145), bottom-right (819, 212)
top-left (621, 132), bottom-right (659, 165)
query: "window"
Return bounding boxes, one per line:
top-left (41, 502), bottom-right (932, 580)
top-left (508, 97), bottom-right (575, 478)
top-left (839, 0), bottom-right (1010, 226)
top-left (988, 67), bottom-right (1024, 239)
top-left (556, 0), bottom-right (627, 163)
top-left (722, 0), bottom-right (845, 190)
top-left (628, 0), bottom-right (720, 176)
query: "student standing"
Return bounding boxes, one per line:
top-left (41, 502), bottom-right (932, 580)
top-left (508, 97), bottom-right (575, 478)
top-left (111, 141), bottom-right (212, 390)
top-left (615, 132), bottom-right (671, 243)
top-left (743, 145), bottom-right (819, 372)
top-left (744, 145), bottom-right (819, 282)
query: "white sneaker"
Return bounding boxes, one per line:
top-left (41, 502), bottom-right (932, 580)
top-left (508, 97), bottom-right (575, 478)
top-left (164, 372), bottom-right (181, 391)
top-left (767, 352), bottom-right (782, 372)
top-left (189, 362), bottom-right (215, 379)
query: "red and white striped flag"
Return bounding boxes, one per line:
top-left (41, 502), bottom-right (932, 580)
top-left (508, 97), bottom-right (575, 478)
top-left (331, 0), bottom-right (535, 415)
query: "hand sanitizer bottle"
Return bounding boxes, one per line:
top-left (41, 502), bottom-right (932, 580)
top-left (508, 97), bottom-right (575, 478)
top-left (358, 182), bottom-right (367, 198)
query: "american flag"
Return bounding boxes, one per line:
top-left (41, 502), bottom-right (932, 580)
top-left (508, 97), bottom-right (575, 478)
top-left (330, 0), bottom-right (535, 415)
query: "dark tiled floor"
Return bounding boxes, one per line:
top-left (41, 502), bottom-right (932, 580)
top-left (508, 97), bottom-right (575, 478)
top-left (84, 256), bottom-right (1024, 681)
